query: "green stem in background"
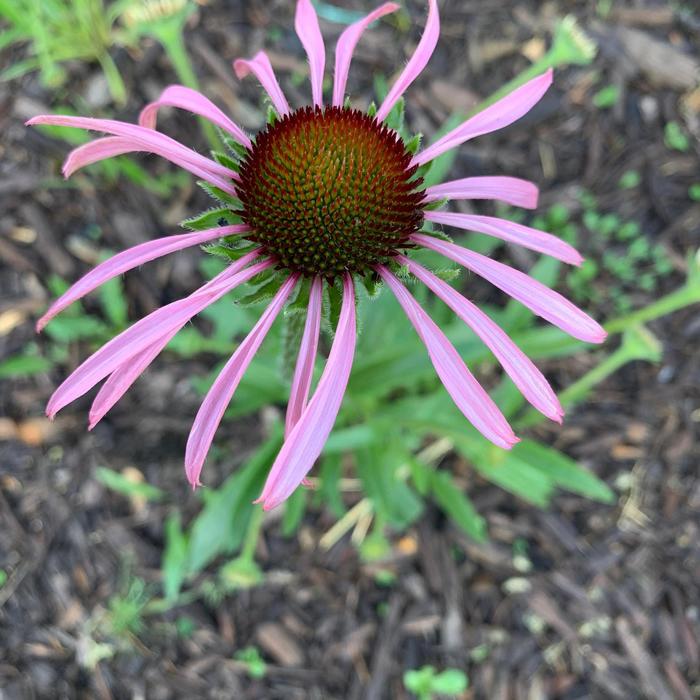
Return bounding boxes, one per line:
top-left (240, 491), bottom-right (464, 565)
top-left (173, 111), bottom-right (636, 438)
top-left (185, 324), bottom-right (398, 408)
top-left (97, 51), bottom-right (127, 105)
top-left (121, 1), bottom-right (221, 151)
top-left (517, 325), bottom-right (663, 429)
top-left (475, 16), bottom-right (597, 112)
top-left (240, 505), bottom-right (264, 564)
top-left (151, 22), bottom-right (221, 151)
top-left (218, 507), bottom-right (265, 591)
top-left (604, 278), bottom-right (700, 334)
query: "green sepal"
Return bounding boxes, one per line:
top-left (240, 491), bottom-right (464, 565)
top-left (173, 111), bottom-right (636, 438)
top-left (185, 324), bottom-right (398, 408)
top-left (181, 207), bottom-right (243, 231)
top-left (280, 301), bottom-right (307, 381)
top-left (355, 271), bottom-right (383, 299)
top-left (343, 96), bottom-right (352, 110)
top-left (424, 197), bottom-right (448, 211)
top-left (321, 277), bottom-right (344, 337)
top-left (201, 241), bottom-right (256, 263)
top-left (237, 275), bottom-right (285, 308)
top-left (223, 134), bottom-right (249, 160)
top-left (384, 96), bottom-right (405, 133)
top-left (212, 150), bottom-right (240, 173)
top-left (197, 180), bottom-right (241, 208)
top-left (266, 105), bottom-right (278, 125)
top-left (366, 101), bottom-right (378, 118)
top-left (404, 132), bottom-right (423, 155)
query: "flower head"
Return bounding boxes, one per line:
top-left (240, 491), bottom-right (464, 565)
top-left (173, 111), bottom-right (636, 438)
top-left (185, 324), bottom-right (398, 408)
top-left (29, 0), bottom-right (605, 510)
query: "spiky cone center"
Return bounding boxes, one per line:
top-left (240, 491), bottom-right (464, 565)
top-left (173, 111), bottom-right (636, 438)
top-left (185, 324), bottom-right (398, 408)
top-left (237, 106), bottom-right (426, 278)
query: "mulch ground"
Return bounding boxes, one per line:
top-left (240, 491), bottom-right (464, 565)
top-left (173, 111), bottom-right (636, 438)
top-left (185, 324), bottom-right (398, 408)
top-left (1, 1), bottom-right (699, 698)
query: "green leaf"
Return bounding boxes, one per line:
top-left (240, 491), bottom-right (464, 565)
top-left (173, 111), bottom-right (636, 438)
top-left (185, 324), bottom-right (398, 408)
top-left (431, 668), bottom-right (469, 694)
top-left (316, 454), bottom-right (346, 517)
top-left (281, 488), bottom-right (306, 537)
top-left (430, 471), bottom-right (487, 541)
top-left (356, 445), bottom-right (423, 529)
top-left (512, 440), bottom-right (615, 503)
top-left (323, 425), bottom-right (379, 454)
top-left (0, 353), bottom-right (52, 379)
top-left (197, 180), bottom-right (241, 207)
top-left (99, 273), bottom-right (129, 328)
top-left (186, 430), bottom-right (283, 574)
top-left (162, 513), bottom-right (189, 601)
top-left (94, 467), bottom-right (164, 502)
top-left (181, 208), bottom-right (242, 231)
top-left (43, 315), bottom-right (110, 343)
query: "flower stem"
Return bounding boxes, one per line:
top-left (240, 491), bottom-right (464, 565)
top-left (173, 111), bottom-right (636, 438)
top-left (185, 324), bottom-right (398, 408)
top-left (604, 282), bottom-right (700, 334)
top-left (240, 505), bottom-right (265, 564)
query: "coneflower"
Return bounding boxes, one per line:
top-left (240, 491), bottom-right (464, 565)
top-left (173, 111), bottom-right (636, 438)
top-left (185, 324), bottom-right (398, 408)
top-left (28, 0), bottom-right (605, 510)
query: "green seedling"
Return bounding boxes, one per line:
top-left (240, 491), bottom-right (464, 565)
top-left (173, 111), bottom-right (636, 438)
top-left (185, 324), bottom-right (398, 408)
top-left (234, 646), bottom-right (267, 679)
top-left (404, 665), bottom-right (469, 700)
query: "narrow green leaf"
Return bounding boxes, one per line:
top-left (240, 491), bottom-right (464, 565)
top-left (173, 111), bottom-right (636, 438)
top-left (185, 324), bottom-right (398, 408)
top-left (512, 440), bottom-right (615, 503)
top-left (281, 488), bottom-right (307, 537)
top-left (430, 471), bottom-right (487, 541)
top-left (162, 513), bottom-right (189, 601)
top-left (94, 467), bottom-right (164, 502)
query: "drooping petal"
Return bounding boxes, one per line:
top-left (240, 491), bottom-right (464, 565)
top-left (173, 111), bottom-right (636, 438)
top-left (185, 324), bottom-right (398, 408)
top-left (425, 211), bottom-right (582, 265)
top-left (258, 274), bottom-right (356, 510)
top-left (376, 0), bottom-right (440, 123)
top-left (139, 85), bottom-right (252, 149)
top-left (37, 225), bottom-right (249, 332)
top-left (45, 253), bottom-right (271, 418)
top-left (424, 176), bottom-right (539, 209)
top-left (412, 233), bottom-right (607, 343)
top-left (295, 0), bottom-right (326, 107)
top-left (397, 255), bottom-right (563, 422)
top-left (88, 327), bottom-right (179, 429)
top-left (377, 265), bottom-right (518, 449)
top-left (412, 69), bottom-right (553, 167)
top-left (63, 137), bottom-right (146, 175)
top-left (285, 277), bottom-right (323, 436)
top-left (185, 274), bottom-right (300, 486)
top-left (27, 115), bottom-right (240, 192)
top-left (234, 52), bottom-right (291, 117)
top-left (333, 2), bottom-right (400, 107)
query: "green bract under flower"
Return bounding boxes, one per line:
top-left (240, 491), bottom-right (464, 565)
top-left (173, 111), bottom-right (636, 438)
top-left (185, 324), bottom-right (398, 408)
top-left (237, 106), bottom-right (426, 278)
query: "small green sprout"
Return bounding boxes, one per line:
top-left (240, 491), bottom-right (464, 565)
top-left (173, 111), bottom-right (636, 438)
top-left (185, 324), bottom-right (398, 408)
top-left (593, 84), bottom-right (620, 109)
top-left (234, 646), bottom-right (267, 679)
top-left (404, 665), bottom-right (469, 700)
top-left (618, 170), bottom-right (641, 189)
top-left (664, 122), bottom-right (690, 152)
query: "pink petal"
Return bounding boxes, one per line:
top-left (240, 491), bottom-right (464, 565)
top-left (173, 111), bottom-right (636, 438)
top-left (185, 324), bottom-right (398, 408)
top-left (376, 0), bottom-right (439, 123)
top-left (424, 176), bottom-right (539, 209)
top-left (27, 115), bottom-right (239, 193)
top-left (412, 69), bottom-right (553, 167)
top-left (333, 2), bottom-right (400, 107)
top-left (62, 136), bottom-right (239, 195)
top-left (234, 52), bottom-right (291, 117)
top-left (185, 274), bottom-right (300, 486)
top-left (412, 233), bottom-right (607, 343)
top-left (63, 137), bottom-right (146, 175)
top-left (377, 265), bottom-right (518, 449)
top-left (425, 211), bottom-right (582, 265)
top-left (45, 253), bottom-right (271, 418)
top-left (295, 0), bottom-right (326, 107)
top-left (258, 274), bottom-right (357, 510)
top-left (88, 328), bottom-right (179, 430)
top-left (285, 277), bottom-right (323, 436)
top-left (139, 85), bottom-right (251, 149)
top-left (37, 225), bottom-right (249, 332)
top-left (397, 255), bottom-right (563, 422)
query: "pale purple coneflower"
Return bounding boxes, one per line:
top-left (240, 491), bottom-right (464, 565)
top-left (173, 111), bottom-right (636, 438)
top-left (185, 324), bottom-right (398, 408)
top-left (28, 0), bottom-right (605, 510)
